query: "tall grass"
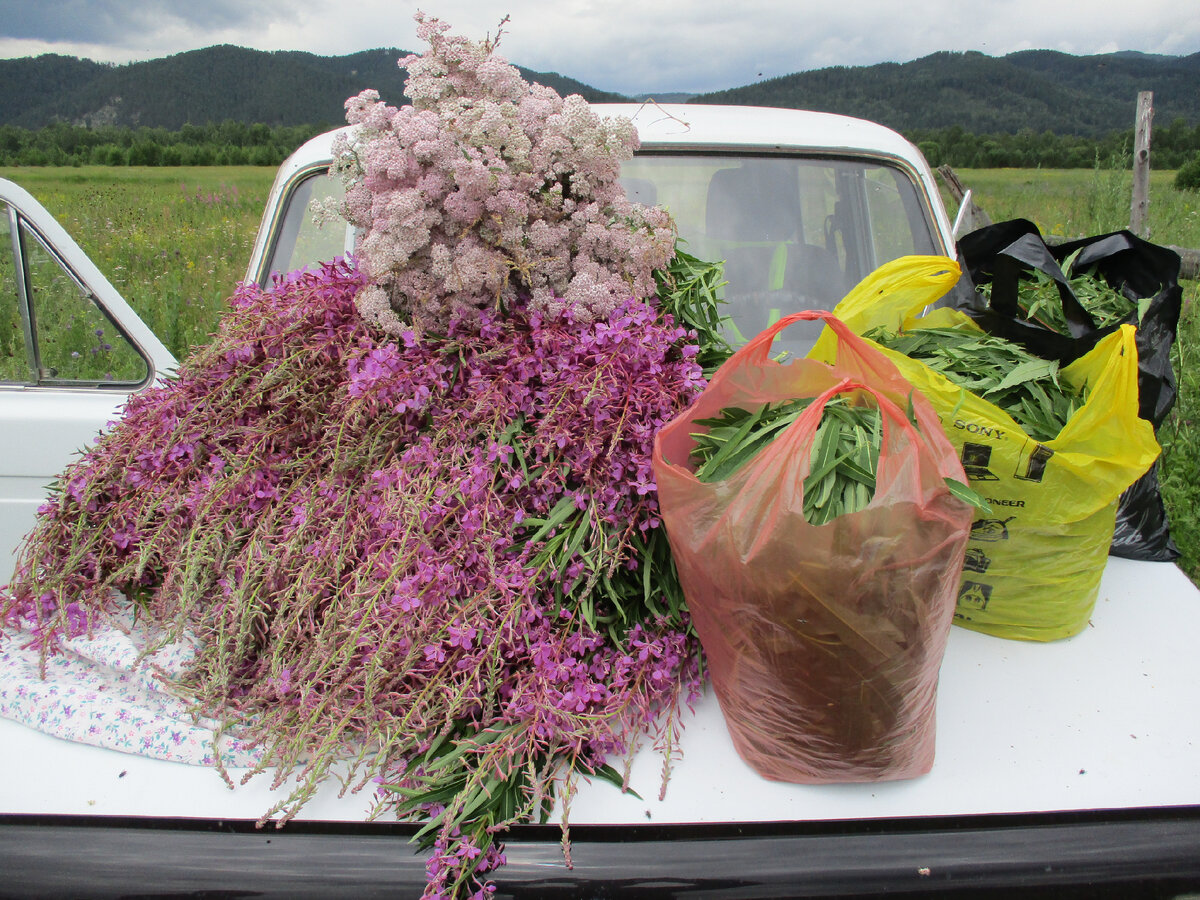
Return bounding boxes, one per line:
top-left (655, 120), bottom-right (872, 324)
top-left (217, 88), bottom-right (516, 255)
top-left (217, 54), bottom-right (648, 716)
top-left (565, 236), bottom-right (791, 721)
top-left (4, 164), bottom-right (1199, 582)
top-left (1159, 292), bottom-right (1200, 584)
top-left (941, 165), bottom-right (1200, 249)
top-left (0, 166), bottom-right (275, 361)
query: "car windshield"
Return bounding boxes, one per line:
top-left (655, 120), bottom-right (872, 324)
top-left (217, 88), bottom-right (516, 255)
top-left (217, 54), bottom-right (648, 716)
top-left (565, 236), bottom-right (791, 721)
top-left (621, 154), bottom-right (938, 353)
top-left (265, 152), bottom-right (937, 355)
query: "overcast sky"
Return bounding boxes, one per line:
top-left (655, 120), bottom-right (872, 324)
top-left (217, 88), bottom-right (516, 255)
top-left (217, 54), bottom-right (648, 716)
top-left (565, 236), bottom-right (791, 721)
top-left (1, 0), bottom-right (1197, 95)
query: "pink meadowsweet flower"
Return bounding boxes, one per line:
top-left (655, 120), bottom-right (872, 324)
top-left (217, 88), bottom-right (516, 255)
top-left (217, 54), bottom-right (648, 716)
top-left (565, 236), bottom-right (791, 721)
top-left (328, 15), bottom-right (675, 335)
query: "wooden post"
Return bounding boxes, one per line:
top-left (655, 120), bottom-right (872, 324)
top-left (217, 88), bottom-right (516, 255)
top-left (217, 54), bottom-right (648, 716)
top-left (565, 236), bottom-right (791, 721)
top-left (1131, 91), bottom-right (1153, 238)
top-left (936, 165), bottom-right (992, 237)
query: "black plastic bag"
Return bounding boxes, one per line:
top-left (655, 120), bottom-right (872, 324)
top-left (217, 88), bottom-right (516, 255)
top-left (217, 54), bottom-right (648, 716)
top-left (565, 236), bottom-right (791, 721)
top-left (956, 219), bottom-right (1183, 561)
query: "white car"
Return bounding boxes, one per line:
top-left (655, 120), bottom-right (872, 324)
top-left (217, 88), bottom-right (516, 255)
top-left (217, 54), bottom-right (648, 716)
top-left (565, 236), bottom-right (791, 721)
top-left (1, 105), bottom-right (1198, 896)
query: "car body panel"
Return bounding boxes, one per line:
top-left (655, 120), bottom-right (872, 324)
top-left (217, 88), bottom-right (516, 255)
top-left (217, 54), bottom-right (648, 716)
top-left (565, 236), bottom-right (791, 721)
top-left (0, 178), bottom-right (177, 577)
top-left (4, 808), bottom-right (1200, 898)
top-left (2, 557), bottom-right (1196, 827)
top-left (1, 106), bottom-right (1197, 895)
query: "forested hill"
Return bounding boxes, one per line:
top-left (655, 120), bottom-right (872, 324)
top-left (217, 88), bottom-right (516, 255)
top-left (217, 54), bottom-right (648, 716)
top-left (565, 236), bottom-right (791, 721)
top-left (0, 46), bottom-right (625, 130)
top-left (691, 50), bottom-right (1200, 136)
top-left (4, 45), bottom-right (1199, 137)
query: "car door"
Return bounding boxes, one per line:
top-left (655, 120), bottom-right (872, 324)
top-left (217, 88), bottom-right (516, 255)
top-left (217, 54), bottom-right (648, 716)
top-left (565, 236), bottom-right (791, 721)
top-left (0, 178), bottom-right (175, 577)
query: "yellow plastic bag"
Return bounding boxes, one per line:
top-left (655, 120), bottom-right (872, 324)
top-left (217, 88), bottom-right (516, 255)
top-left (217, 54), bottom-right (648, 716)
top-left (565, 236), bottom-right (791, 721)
top-left (811, 256), bottom-right (1160, 641)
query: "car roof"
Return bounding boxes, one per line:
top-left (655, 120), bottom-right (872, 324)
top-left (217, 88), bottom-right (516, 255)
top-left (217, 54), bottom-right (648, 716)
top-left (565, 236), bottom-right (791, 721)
top-left (274, 103), bottom-right (930, 181)
top-left (250, 103), bottom-right (952, 285)
top-left (603, 102), bottom-right (925, 161)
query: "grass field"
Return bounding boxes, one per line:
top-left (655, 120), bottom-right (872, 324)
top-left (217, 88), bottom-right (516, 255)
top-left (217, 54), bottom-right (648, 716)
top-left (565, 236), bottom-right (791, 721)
top-left (3, 164), bottom-right (1198, 583)
top-left (940, 167), bottom-right (1200, 248)
top-left (0, 166), bottom-right (276, 361)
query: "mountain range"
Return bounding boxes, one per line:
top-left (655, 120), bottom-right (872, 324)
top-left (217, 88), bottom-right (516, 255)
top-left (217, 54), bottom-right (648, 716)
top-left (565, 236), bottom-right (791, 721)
top-left (694, 49), bottom-right (1200, 136)
top-left (2, 45), bottom-right (1198, 137)
top-left (0, 46), bottom-right (623, 131)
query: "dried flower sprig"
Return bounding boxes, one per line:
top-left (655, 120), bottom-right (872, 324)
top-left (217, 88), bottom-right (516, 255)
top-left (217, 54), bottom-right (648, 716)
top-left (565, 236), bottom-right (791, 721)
top-left (334, 12), bottom-right (676, 337)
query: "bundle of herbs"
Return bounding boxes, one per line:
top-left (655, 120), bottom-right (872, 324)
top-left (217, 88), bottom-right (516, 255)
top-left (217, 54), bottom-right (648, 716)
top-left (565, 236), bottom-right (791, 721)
top-left (866, 325), bottom-right (1086, 442)
top-left (0, 18), bottom-right (732, 899)
top-left (655, 314), bottom-right (976, 783)
top-left (981, 247), bottom-right (1147, 334)
top-left (958, 224), bottom-right (1183, 564)
top-left (688, 394), bottom-right (934, 775)
top-left (689, 393), bottom-right (984, 523)
top-left (690, 397), bottom-right (883, 524)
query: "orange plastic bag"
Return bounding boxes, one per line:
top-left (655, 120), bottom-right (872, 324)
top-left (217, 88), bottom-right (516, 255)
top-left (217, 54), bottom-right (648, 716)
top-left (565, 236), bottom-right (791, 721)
top-left (653, 311), bottom-right (973, 783)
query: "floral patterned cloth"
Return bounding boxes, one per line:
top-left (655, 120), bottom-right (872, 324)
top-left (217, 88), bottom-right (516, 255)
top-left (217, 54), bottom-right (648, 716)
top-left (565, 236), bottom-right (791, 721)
top-left (0, 607), bottom-right (260, 767)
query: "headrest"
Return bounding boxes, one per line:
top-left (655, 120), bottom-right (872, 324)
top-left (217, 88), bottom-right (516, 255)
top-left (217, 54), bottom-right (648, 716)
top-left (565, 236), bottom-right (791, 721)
top-left (705, 163), bottom-right (800, 242)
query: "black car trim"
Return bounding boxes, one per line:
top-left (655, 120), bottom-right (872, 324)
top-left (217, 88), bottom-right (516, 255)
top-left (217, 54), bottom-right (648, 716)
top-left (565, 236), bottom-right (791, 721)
top-left (3, 806), bottom-right (1199, 898)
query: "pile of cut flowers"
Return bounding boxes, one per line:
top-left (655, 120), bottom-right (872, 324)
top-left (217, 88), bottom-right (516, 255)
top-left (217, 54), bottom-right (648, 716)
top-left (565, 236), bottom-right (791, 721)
top-left (0, 17), bottom-right (731, 898)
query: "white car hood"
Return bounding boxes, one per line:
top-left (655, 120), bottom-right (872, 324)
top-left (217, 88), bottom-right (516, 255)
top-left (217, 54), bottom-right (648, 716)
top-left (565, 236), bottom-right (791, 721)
top-left (2, 556), bottom-right (1197, 826)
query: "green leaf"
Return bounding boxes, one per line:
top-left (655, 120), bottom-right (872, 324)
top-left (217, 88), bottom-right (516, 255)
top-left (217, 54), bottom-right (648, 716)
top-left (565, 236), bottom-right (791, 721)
top-left (584, 762), bottom-right (643, 800)
top-left (696, 404), bottom-right (768, 479)
top-left (943, 477), bottom-right (992, 513)
top-left (521, 495), bottom-right (578, 545)
top-left (990, 357), bottom-right (1059, 394)
top-left (1137, 297), bottom-right (1152, 323)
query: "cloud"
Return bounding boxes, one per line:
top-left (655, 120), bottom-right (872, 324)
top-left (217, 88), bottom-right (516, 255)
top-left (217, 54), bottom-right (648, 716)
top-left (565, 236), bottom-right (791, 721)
top-left (0, 0), bottom-right (289, 46)
top-left (0, 0), bottom-right (1196, 95)
top-left (463, 0), bottom-right (1200, 94)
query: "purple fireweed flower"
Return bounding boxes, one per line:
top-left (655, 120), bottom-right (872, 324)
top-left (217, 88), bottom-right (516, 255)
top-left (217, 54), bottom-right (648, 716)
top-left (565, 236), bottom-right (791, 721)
top-left (0, 18), bottom-right (716, 897)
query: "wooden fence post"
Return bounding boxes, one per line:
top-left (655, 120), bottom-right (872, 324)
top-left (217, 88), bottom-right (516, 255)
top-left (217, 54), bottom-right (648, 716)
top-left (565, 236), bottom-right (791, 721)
top-left (936, 165), bottom-right (992, 237)
top-left (1131, 91), bottom-right (1153, 238)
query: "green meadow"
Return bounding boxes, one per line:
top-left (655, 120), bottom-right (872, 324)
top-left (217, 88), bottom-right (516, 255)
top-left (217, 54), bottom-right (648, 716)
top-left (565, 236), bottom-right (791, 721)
top-left (3, 164), bottom-right (1198, 583)
top-left (940, 167), bottom-right (1200, 248)
top-left (1, 166), bottom-right (276, 360)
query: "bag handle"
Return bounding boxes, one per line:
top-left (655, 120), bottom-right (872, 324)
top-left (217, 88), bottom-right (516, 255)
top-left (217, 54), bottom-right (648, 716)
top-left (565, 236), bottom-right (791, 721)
top-left (733, 374), bottom-right (940, 511)
top-left (736, 309), bottom-right (859, 367)
top-left (718, 309), bottom-right (956, 471)
top-left (731, 310), bottom-right (922, 409)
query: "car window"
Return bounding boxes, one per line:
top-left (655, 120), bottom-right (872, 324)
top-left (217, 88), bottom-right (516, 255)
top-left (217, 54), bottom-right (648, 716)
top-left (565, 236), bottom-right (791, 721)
top-left (1, 207), bottom-right (30, 381)
top-left (264, 155), bottom-right (938, 357)
top-left (263, 173), bottom-right (348, 282)
top-left (620, 154), bottom-right (937, 355)
top-left (862, 165), bottom-right (938, 264)
top-left (0, 202), bottom-right (148, 386)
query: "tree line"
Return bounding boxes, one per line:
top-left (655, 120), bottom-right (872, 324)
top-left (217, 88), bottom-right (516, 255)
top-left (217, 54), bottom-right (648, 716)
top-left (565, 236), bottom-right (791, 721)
top-left (691, 50), bottom-right (1200, 140)
top-left (0, 48), bottom-right (623, 134)
top-left (0, 120), bottom-right (327, 168)
top-left (2, 117), bottom-right (1200, 171)
top-left (910, 117), bottom-right (1200, 170)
